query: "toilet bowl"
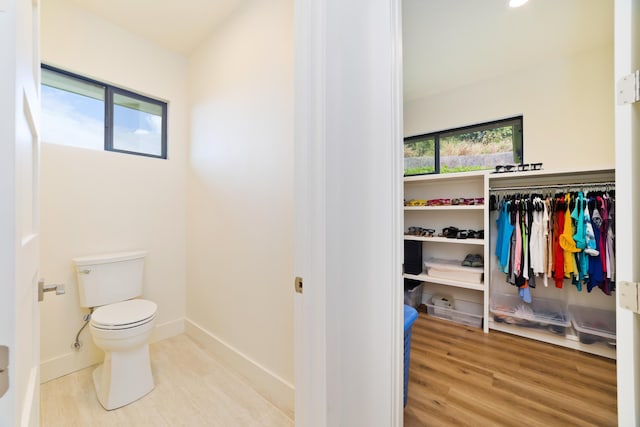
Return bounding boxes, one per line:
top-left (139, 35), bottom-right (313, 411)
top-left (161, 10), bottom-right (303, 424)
top-left (89, 299), bottom-right (158, 410)
top-left (73, 250), bottom-right (157, 410)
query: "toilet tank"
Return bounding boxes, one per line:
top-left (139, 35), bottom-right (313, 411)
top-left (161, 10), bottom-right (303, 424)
top-left (73, 250), bottom-right (148, 308)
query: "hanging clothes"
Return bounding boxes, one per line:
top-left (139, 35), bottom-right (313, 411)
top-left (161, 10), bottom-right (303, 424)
top-left (495, 200), bottom-right (514, 271)
top-left (606, 195), bottom-right (616, 286)
top-left (491, 184), bottom-right (615, 301)
top-left (598, 196), bottom-right (612, 295)
top-left (545, 198), bottom-right (552, 287)
top-left (542, 200), bottom-right (550, 287)
top-left (572, 192), bottom-right (588, 288)
top-left (529, 197), bottom-right (545, 276)
top-left (560, 193), bottom-right (580, 276)
top-left (553, 196), bottom-right (565, 288)
top-left (514, 209), bottom-right (523, 279)
top-left (587, 201), bottom-right (605, 293)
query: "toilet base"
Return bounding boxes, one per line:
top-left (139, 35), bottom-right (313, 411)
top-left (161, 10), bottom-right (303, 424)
top-left (93, 343), bottom-right (155, 410)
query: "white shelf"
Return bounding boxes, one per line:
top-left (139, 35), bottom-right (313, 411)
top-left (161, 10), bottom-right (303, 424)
top-left (403, 273), bottom-right (484, 291)
top-left (404, 167), bottom-right (617, 354)
top-left (403, 169), bottom-right (489, 332)
top-left (404, 170), bottom-right (489, 183)
top-left (488, 320), bottom-right (616, 359)
top-left (404, 205), bottom-right (485, 211)
top-left (404, 235), bottom-right (484, 245)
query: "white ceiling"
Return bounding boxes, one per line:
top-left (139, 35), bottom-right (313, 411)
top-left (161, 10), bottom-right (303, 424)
top-left (69, 0), bottom-right (613, 101)
top-left (403, 0), bottom-right (613, 101)
top-left (70, 0), bottom-right (249, 55)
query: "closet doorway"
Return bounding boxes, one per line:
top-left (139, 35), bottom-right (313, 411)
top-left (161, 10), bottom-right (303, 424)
top-left (401, 0), bottom-right (617, 424)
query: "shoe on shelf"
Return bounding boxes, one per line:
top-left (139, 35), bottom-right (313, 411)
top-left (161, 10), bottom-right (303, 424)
top-left (471, 254), bottom-right (484, 268)
top-left (439, 226), bottom-right (458, 238)
top-left (456, 229), bottom-right (469, 239)
top-left (462, 254), bottom-right (474, 267)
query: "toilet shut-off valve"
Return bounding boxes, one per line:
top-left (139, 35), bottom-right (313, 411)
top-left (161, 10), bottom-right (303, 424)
top-left (38, 279), bottom-right (65, 302)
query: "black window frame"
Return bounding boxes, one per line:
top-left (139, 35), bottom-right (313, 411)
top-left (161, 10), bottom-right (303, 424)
top-left (41, 63), bottom-right (168, 159)
top-left (404, 116), bottom-right (523, 176)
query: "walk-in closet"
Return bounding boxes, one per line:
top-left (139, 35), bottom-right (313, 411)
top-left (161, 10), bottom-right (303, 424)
top-left (402, 0), bottom-right (617, 425)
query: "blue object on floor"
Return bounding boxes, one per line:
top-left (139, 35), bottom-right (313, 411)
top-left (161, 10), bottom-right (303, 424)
top-left (404, 304), bottom-right (419, 407)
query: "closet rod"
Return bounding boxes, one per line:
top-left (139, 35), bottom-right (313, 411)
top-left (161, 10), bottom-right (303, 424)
top-left (489, 181), bottom-right (615, 192)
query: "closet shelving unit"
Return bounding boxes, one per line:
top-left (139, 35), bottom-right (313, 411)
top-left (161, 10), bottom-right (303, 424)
top-left (487, 168), bottom-right (616, 359)
top-left (403, 170), bottom-right (490, 332)
top-left (403, 167), bottom-right (617, 358)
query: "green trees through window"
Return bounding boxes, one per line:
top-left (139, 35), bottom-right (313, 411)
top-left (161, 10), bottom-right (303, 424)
top-left (404, 116), bottom-right (523, 176)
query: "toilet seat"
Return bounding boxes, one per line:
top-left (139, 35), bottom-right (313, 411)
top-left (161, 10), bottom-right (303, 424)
top-left (91, 299), bottom-right (157, 330)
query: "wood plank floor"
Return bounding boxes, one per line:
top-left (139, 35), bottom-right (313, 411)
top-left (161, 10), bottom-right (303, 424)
top-left (403, 314), bottom-right (617, 427)
top-left (41, 317), bottom-right (616, 426)
top-left (40, 334), bottom-right (293, 427)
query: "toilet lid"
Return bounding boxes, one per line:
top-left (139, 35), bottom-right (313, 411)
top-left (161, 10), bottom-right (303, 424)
top-left (91, 299), bottom-right (157, 328)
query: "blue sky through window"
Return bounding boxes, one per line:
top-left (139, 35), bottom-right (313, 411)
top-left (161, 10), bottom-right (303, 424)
top-left (113, 104), bottom-right (163, 156)
top-left (41, 84), bottom-right (104, 150)
top-left (41, 65), bottom-right (167, 158)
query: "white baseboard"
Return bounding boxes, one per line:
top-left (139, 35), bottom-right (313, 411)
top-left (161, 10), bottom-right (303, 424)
top-left (151, 317), bottom-right (185, 343)
top-left (184, 318), bottom-right (294, 419)
top-left (40, 343), bottom-right (103, 384)
top-left (40, 318), bottom-right (185, 384)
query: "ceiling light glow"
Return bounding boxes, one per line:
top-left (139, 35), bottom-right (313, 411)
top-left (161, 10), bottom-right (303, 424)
top-left (509, 0), bottom-right (529, 7)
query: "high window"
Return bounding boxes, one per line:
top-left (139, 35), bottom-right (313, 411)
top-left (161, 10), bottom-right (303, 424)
top-left (404, 116), bottom-right (523, 176)
top-left (41, 64), bottom-right (168, 159)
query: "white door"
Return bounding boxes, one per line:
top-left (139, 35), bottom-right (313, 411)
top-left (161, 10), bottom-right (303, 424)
top-left (294, 0), bottom-right (404, 425)
top-left (615, 0), bottom-right (640, 424)
top-left (0, 1), bottom-right (41, 426)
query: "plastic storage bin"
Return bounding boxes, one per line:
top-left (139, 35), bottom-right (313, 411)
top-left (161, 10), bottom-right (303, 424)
top-left (404, 304), bottom-right (418, 408)
top-left (569, 305), bottom-right (616, 346)
top-left (404, 279), bottom-right (423, 308)
top-left (490, 293), bottom-right (570, 335)
top-left (426, 298), bottom-right (483, 328)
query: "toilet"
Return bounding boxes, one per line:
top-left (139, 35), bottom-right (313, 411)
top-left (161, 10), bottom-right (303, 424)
top-left (73, 250), bottom-right (157, 410)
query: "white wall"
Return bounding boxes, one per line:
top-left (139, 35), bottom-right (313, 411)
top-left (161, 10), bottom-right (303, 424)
top-left (39, 0), bottom-right (188, 381)
top-left (186, 0), bottom-right (295, 416)
top-left (404, 44), bottom-right (615, 170)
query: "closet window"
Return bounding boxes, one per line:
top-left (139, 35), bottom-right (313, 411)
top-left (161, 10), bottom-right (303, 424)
top-left (404, 116), bottom-right (523, 176)
top-left (404, 136), bottom-right (436, 175)
top-left (41, 64), bottom-right (168, 159)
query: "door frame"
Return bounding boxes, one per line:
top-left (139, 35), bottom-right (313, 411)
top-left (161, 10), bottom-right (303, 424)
top-left (614, 0), bottom-right (640, 423)
top-left (294, 0), bottom-right (404, 425)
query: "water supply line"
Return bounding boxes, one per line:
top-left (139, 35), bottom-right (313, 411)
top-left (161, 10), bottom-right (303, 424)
top-left (72, 308), bottom-right (94, 351)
